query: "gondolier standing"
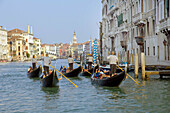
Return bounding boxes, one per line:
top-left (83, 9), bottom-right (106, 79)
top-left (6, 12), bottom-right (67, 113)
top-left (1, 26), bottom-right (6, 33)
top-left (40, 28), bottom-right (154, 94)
top-left (107, 51), bottom-right (118, 75)
top-left (87, 54), bottom-right (94, 69)
top-left (32, 55), bottom-right (37, 70)
top-left (43, 53), bottom-right (51, 75)
top-left (67, 55), bottom-right (74, 71)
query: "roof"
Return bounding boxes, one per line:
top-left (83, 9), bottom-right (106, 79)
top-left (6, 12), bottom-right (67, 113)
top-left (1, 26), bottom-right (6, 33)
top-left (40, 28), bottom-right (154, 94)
top-left (33, 37), bottom-right (40, 41)
top-left (7, 28), bottom-right (25, 37)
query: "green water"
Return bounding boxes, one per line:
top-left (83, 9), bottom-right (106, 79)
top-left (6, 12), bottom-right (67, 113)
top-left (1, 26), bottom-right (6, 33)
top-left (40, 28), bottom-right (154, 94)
top-left (0, 59), bottom-right (169, 113)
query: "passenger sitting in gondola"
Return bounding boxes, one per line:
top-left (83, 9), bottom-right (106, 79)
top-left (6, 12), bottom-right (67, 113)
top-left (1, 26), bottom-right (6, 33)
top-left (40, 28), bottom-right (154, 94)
top-left (95, 69), bottom-right (104, 78)
top-left (28, 66), bottom-right (33, 73)
top-left (62, 66), bottom-right (67, 73)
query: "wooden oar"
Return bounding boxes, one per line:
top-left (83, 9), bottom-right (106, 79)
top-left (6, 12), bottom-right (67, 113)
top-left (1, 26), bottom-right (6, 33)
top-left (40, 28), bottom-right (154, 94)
top-left (58, 64), bottom-right (63, 80)
top-left (54, 64), bottom-right (62, 80)
top-left (73, 62), bottom-right (92, 75)
top-left (116, 65), bottom-right (141, 86)
top-left (49, 64), bottom-right (78, 88)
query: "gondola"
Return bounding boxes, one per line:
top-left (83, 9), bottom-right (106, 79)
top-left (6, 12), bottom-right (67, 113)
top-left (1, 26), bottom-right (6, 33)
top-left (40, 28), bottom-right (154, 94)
top-left (63, 66), bottom-right (82, 77)
top-left (41, 70), bottom-right (59, 87)
top-left (91, 70), bottom-right (126, 87)
top-left (79, 65), bottom-right (99, 77)
top-left (27, 66), bottom-right (42, 78)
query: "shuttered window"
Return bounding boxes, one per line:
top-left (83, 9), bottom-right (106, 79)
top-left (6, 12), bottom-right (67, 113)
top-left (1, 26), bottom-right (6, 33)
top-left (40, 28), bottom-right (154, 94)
top-left (118, 13), bottom-right (123, 27)
top-left (166, 0), bottom-right (169, 9)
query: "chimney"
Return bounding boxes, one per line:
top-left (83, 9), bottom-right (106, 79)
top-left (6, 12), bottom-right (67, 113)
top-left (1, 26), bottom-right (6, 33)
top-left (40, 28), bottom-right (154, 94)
top-left (28, 25), bottom-right (30, 33)
top-left (0, 26), bottom-right (2, 29)
top-left (31, 26), bottom-right (33, 34)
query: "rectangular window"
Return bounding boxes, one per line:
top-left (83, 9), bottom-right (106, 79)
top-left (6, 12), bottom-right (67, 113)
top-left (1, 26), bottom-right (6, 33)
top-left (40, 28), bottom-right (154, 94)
top-left (147, 22), bottom-right (149, 36)
top-left (153, 20), bottom-right (155, 34)
top-left (168, 45), bottom-right (170, 60)
top-left (145, 41), bottom-right (146, 55)
top-left (148, 47), bottom-right (149, 56)
top-left (153, 46), bottom-right (155, 56)
top-left (159, 2), bottom-right (162, 21)
top-left (157, 46), bottom-right (159, 60)
top-left (165, 45), bottom-right (166, 60)
top-left (18, 46), bottom-right (20, 51)
top-left (118, 13), bottom-right (123, 27)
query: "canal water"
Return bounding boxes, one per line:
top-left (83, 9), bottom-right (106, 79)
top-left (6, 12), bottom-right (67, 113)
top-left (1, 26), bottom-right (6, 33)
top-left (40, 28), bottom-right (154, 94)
top-left (0, 59), bottom-right (169, 113)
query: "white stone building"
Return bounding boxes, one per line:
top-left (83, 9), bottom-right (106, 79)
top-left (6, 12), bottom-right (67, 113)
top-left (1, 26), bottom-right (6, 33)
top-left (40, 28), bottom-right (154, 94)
top-left (33, 37), bottom-right (41, 59)
top-left (101, 0), bottom-right (170, 66)
top-left (0, 26), bottom-right (8, 61)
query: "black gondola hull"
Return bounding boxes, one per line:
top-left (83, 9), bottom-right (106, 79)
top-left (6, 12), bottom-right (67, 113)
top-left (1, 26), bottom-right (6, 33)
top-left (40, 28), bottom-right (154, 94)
top-left (79, 65), bottom-right (99, 77)
top-left (41, 70), bottom-right (59, 87)
top-left (27, 66), bottom-right (42, 78)
top-left (91, 71), bottom-right (126, 87)
top-left (63, 66), bottom-right (82, 77)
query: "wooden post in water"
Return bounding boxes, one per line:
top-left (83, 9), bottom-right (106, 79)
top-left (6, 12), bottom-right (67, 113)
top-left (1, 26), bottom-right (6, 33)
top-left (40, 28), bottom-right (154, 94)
top-left (118, 52), bottom-right (120, 64)
top-left (132, 54), bottom-right (134, 64)
top-left (125, 52), bottom-right (127, 63)
top-left (135, 53), bottom-right (139, 78)
top-left (141, 52), bottom-right (145, 80)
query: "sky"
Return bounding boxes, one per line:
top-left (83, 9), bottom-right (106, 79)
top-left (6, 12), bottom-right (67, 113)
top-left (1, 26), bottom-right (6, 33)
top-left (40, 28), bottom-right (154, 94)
top-left (0, 0), bottom-right (102, 44)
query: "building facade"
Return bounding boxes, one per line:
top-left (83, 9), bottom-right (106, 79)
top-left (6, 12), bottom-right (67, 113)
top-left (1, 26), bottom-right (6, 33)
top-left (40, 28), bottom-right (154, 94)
top-left (101, 0), bottom-right (170, 66)
top-left (0, 26), bottom-right (8, 61)
top-left (33, 37), bottom-right (41, 59)
top-left (7, 25), bottom-right (36, 61)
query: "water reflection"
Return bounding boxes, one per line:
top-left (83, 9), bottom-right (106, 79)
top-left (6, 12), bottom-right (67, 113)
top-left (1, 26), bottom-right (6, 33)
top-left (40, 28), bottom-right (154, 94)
top-left (41, 86), bottom-right (60, 95)
top-left (69, 77), bottom-right (82, 80)
top-left (31, 77), bottom-right (40, 82)
top-left (94, 86), bottom-right (127, 100)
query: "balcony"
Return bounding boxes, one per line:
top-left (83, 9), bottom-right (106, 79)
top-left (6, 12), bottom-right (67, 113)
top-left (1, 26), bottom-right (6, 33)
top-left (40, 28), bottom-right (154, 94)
top-left (143, 8), bottom-right (155, 19)
top-left (159, 18), bottom-right (170, 31)
top-left (132, 13), bottom-right (144, 24)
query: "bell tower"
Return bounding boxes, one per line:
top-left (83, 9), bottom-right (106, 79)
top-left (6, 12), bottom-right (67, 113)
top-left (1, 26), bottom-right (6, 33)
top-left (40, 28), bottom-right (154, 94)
top-left (72, 32), bottom-right (77, 44)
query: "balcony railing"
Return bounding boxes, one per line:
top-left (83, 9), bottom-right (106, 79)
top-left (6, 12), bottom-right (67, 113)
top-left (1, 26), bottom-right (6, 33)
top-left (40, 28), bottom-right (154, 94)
top-left (159, 18), bottom-right (170, 31)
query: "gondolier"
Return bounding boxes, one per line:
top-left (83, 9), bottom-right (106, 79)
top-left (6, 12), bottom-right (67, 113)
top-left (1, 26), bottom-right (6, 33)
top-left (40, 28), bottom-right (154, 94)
top-left (107, 51), bottom-right (118, 75)
top-left (43, 53), bottom-right (51, 75)
top-left (87, 54), bottom-right (94, 69)
top-left (67, 55), bottom-right (74, 71)
top-left (32, 55), bottom-right (37, 70)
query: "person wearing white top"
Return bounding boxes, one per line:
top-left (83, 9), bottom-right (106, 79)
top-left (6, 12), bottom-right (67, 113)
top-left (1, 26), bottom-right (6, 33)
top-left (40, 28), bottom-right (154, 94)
top-left (43, 54), bottom-right (51, 75)
top-left (87, 54), bottom-right (94, 69)
top-left (107, 51), bottom-right (118, 74)
top-left (32, 55), bottom-right (37, 70)
top-left (67, 55), bottom-right (74, 70)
